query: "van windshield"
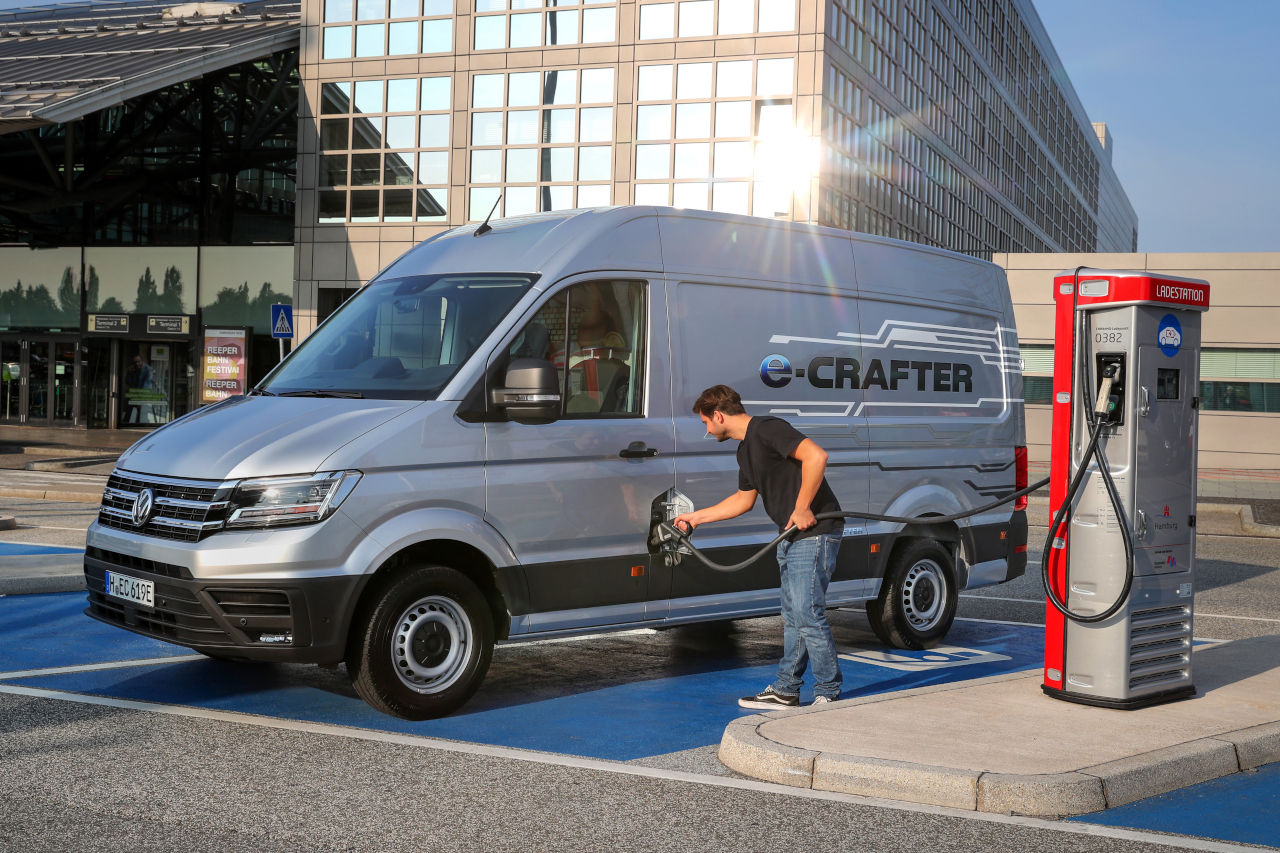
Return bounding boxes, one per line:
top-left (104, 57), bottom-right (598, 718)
top-left (263, 273), bottom-right (536, 400)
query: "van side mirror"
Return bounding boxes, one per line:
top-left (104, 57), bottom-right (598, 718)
top-left (492, 358), bottom-right (560, 424)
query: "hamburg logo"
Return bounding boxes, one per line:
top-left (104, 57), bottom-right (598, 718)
top-left (1157, 314), bottom-right (1182, 357)
top-left (132, 488), bottom-right (155, 528)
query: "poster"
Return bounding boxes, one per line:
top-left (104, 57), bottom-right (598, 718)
top-left (201, 328), bottom-right (249, 404)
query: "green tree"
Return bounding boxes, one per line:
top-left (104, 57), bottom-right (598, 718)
top-left (57, 267), bottom-right (78, 321)
top-left (134, 266), bottom-right (159, 313)
top-left (100, 296), bottom-right (126, 313)
top-left (159, 265), bottom-right (185, 314)
top-left (87, 266), bottom-right (100, 313)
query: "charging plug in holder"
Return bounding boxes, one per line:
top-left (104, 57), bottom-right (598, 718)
top-left (649, 488), bottom-right (695, 566)
top-left (1095, 354), bottom-right (1126, 425)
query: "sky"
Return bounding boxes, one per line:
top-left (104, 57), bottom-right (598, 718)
top-left (1033, 0), bottom-right (1280, 252)
top-left (2, 0), bottom-right (1276, 251)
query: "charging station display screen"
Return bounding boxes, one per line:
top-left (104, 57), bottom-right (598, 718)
top-left (1157, 368), bottom-right (1180, 400)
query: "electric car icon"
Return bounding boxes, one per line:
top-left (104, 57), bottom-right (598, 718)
top-left (82, 206), bottom-right (1029, 720)
top-left (1159, 326), bottom-right (1182, 348)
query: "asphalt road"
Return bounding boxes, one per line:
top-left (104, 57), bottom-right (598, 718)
top-left (1, 505), bottom-right (1277, 851)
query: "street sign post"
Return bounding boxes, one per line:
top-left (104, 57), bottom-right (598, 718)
top-left (271, 303), bottom-right (294, 363)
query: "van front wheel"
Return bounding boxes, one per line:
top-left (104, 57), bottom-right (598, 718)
top-left (348, 565), bottom-right (494, 720)
top-left (866, 540), bottom-right (957, 650)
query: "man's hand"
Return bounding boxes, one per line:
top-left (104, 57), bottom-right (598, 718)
top-left (671, 512), bottom-right (698, 532)
top-left (787, 507), bottom-right (817, 531)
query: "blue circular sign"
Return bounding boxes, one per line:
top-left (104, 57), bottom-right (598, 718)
top-left (759, 354), bottom-right (792, 388)
top-left (1157, 314), bottom-right (1182, 357)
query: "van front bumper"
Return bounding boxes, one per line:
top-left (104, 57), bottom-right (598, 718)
top-left (83, 547), bottom-right (367, 664)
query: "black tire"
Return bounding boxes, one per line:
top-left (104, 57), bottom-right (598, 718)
top-left (347, 565), bottom-right (494, 720)
top-left (866, 539), bottom-right (957, 650)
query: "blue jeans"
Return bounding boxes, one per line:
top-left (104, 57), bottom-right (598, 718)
top-left (772, 532), bottom-right (842, 700)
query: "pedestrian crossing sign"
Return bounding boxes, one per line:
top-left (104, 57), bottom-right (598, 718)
top-left (271, 303), bottom-right (294, 339)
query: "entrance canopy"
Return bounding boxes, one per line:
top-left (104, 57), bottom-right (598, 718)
top-left (0, 0), bottom-right (299, 134)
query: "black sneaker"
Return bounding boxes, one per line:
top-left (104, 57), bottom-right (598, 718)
top-left (738, 686), bottom-right (800, 710)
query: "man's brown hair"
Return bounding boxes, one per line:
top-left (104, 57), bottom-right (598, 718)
top-left (692, 384), bottom-right (746, 417)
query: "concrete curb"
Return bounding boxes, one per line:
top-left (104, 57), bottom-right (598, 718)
top-left (0, 514), bottom-right (15, 531)
top-left (0, 575), bottom-right (84, 595)
top-left (719, 683), bottom-right (1280, 818)
top-left (0, 487), bottom-right (103, 503)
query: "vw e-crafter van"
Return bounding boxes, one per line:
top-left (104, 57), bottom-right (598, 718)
top-left (85, 206), bottom-right (1028, 719)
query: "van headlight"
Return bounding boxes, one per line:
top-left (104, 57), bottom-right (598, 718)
top-left (225, 471), bottom-right (362, 529)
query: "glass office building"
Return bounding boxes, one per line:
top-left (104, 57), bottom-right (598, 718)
top-left (295, 0), bottom-right (1139, 337)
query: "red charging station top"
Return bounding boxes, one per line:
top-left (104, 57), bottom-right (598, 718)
top-left (1052, 270), bottom-right (1210, 312)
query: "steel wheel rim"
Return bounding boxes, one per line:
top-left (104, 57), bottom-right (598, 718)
top-left (901, 558), bottom-right (947, 631)
top-left (392, 595), bottom-right (472, 694)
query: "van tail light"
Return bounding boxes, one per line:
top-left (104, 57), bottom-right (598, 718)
top-left (1014, 445), bottom-right (1028, 511)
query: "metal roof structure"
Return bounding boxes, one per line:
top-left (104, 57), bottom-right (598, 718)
top-left (0, 0), bottom-right (299, 134)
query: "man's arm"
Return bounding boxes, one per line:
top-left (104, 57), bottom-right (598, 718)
top-left (787, 438), bottom-right (829, 531)
top-left (672, 489), bottom-right (757, 532)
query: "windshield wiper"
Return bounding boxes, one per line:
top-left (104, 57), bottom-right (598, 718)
top-left (277, 390), bottom-right (366, 398)
top-left (247, 387), bottom-right (275, 396)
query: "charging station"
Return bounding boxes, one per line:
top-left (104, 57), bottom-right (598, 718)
top-left (1043, 269), bottom-right (1211, 709)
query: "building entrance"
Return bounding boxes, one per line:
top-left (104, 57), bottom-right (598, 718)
top-left (116, 340), bottom-right (193, 428)
top-left (0, 336), bottom-right (79, 425)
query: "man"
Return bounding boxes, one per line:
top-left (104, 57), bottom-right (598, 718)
top-left (672, 384), bottom-right (844, 709)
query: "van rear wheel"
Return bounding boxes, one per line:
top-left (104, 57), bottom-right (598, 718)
top-left (866, 540), bottom-right (957, 650)
top-left (347, 565), bottom-right (494, 720)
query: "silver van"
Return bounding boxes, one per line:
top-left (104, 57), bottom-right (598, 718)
top-left (85, 206), bottom-right (1028, 718)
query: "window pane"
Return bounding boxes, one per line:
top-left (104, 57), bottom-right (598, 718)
top-left (510, 11), bottom-right (541, 47)
top-left (321, 82), bottom-right (351, 114)
top-left (546, 9), bottom-right (578, 44)
top-left (507, 109), bottom-right (539, 144)
top-left (676, 62), bottom-right (712, 99)
top-left (674, 102), bottom-right (710, 138)
top-left (386, 78), bottom-right (416, 111)
top-left (320, 118), bottom-right (349, 150)
top-left (322, 26), bottom-right (352, 58)
top-left (351, 116), bottom-right (383, 148)
top-left (506, 186), bottom-right (538, 216)
top-left (388, 20), bottom-right (417, 52)
top-left (321, 154), bottom-right (348, 186)
top-left (475, 0), bottom-right (504, 10)
top-left (511, 0), bottom-right (538, 8)
top-left (390, 0), bottom-right (417, 16)
top-left (580, 68), bottom-right (615, 103)
top-left (421, 77), bottom-right (451, 110)
top-left (418, 150), bottom-right (449, 184)
top-left (713, 140), bottom-right (751, 177)
top-left (712, 181), bottom-right (749, 213)
top-left (579, 107), bottom-right (613, 142)
top-left (757, 57), bottom-right (794, 96)
top-left (474, 15), bottom-right (505, 48)
top-left (473, 73), bottom-right (505, 108)
top-left (582, 7), bottom-right (615, 43)
top-left (423, 0), bottom-right (451, 12)
top-left (547, 184), bottom-right (573, 211)
top-left (471, 149), bottom-right (502, 182)
top-left (417, 188), bottom-right (447, 219)
top-left (715, 100), bottom-right (751, 136)
top-left (637, 64), bottom-right (673, 101)
top-left (354, 80), bottom-right (384, 113)
top-left (384, 151), bottom-right (416, 184)
top-left (756, 101), bottom-right (791, 132)
top-left (508, 71), bottom-right (540, 106)
top-left (561, 281), bottom-right (645, 414)
top-left (420, 113), bottom-right (449, 145)
top-left (634, 183), bottom-right (669, 205)
top-left (422, 17), bottom-right (452, 51)
top-left (547, 108), bottom-right (576, 143)
top-left (752, 180), bottom-right (789, 216)
top-left (545, 69), bottom-right (577, 104)
top-left (506, 147), bottom-right (538, 181)
top-left (635, 143), bottom-right (670, 179)
top-left (577, 184), bottom-right (611, 208)
top-left (578, 145), bottom-right (611, 181)
top-left (325, 0), bottom-right (353, 22)
top-left (355, 23), bottom-right (386, 56)
top-left (716, 60), bottom-right (751, 96)
top-left (635, 104), bottom-right (671, 140)
top-left (674, 142), bottom-right (709, 178)
top-left (385, 115), bottom-right (416, 148)
top-left (356, 0), bottom-right (385, 20)
top-left (319, 190), bottom-right (347, 222)
top-left (471, 111), bottom-right (503, 145)
top-left (639, 2), bottom-right (673, 39)
top-left (545, 146), bottom-right (574, 181)
top-left (384, 189), bottom-right (413, 221)
top-left (677, 0), bottom-right (712, 37)
top-left (351, 153), bottom-right (382, 185)
top-left (672, 181), bottom-right (707, 209)
top-left (757, 0), bottom-right (793, 31)
top-left (718, 0), bottom-right (752, 33)
top-left (470, 186), bottom-right (502, 220)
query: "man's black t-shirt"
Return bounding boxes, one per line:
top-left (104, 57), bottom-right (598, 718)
top-left (737, 416), bottom-right (842, 539)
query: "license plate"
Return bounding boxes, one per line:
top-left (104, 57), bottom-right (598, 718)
top-left (104, 571), bottom-right (154, 609)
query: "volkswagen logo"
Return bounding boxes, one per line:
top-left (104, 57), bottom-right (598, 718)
top-left (132, 488), bottom-right (155, 528)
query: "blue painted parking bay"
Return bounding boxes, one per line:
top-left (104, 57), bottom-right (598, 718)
top-left (0, 591), bottom-right (1042, 761)
top-left (0, 542), bottom-right (85, 557)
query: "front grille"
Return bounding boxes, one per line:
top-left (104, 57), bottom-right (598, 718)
top-left (86, 546), bottom-right (191, 580)
top-left (98, 471), bottom-right (233, 542)
top-left (208, 589), bottom-right (292, 618)
top-left (85, 565), bottom-right (234, 647)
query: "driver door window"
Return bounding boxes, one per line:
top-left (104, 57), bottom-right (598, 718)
top-left (508, 280), bottom-right (646, 417)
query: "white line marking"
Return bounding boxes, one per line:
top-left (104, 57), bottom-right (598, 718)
top-left (1197, 612), bottom-right (1280, 624)
top-left (0, 539), bottom-right (85, 550)
top-left (0, 683), bottom-right (1261, 852)
top-left (0, 655), bottom-right (204, 681)
top-left (962, 596), bottom-right (1280, 625)
top-left (961, 594), bottom-right (1042, 604)
top-left (955, 616), bottom-right (1044, 627)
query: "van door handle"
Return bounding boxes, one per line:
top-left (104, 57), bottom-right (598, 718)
top-left (619, 441), bottom-right (659, 459)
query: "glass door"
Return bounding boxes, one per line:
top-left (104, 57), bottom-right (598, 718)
top-left (26, 340), bottom-right (50, 422)
top-left (0, 338), bottom-right (20, 423)
top-left (52, 340), bottom-right (77, 424)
